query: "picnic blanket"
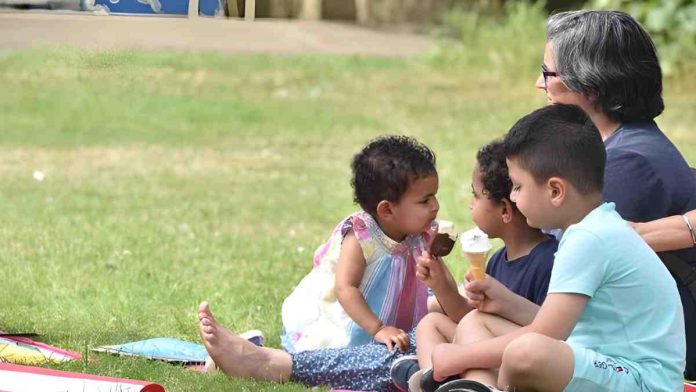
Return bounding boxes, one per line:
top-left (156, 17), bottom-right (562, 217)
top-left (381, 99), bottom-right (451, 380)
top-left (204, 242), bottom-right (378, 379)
top-left (0, 362), bottom-right (164, 392)
top-left (0, 335), bottom-right (81, 365)
top-left (92, 331), bottom-right (263, 366)
top-left (92, 337), bottom-right (207, 363)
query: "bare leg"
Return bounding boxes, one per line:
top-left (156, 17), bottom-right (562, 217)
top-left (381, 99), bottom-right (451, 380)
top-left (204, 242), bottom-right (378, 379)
top-left (498, 333), bottom-right (573, 392)
top-left (415, 312), bottom-right (456, 369)
top-left (427, 296), bottom-right (445, 313)
top-left (198, 301), bottom-right (292, 382)
top-left (431, 310), bottom-right (520, 385)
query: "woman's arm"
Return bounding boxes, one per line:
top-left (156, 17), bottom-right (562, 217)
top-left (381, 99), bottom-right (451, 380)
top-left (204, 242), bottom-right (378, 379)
top-left (631, 209), bottom-right (696, 252)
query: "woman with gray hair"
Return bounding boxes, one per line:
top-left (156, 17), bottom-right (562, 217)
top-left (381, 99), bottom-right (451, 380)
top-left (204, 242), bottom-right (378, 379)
top-left (538, 10), bottom-right (696, 380)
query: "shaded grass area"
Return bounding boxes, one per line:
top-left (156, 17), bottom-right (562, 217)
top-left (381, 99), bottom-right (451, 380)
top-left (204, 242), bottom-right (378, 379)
top-left (0, 44), bottom-right (694, 391)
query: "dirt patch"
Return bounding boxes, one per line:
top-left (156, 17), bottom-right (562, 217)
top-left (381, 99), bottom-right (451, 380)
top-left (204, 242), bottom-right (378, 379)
top-left (0, 11), bottom-right (433, 57)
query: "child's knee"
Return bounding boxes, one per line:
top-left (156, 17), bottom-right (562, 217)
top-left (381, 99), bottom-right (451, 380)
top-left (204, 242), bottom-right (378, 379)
top-left (456, 309), bottom-right (486, 332)
top-left (427, 296), bottom-right (443, 313)
top-left (501, 333), bottom-right (549, 376)
top-left (416, 312), bottom-right (449, 334)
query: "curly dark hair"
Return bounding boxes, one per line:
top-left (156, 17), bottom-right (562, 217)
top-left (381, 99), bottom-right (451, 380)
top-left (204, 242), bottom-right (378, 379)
top-left (351, 135), bottom-right (437, 215)
top-left (476, 139), bottom-right (514, 206)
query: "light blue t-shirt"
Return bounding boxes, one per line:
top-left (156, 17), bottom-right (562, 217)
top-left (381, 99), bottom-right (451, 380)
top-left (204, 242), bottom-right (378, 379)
top-left (548, 203), bottom-right (685, 392)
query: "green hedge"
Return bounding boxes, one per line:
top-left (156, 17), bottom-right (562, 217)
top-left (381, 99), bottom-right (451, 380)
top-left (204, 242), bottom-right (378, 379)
top-left (433, 0), bottom-right (695, 76)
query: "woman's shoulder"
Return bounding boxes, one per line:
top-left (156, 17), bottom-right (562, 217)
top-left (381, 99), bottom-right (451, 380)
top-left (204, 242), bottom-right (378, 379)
top-left (607, 122), bottom-right (690, 172)
top-left (607, 121), bottom-right (671, 153)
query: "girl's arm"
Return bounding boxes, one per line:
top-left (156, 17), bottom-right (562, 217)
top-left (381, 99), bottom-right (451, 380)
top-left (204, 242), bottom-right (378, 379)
top-left (419, 253), bottom-right (541, 325)
top-left (631, 210), bottom-right (696, 252)
top-left (431, 293), bottom-right (588, 380)
top-left (416, 251), bottom-right (472, 322)
top-left (335, 231), bottom-right (409, 351)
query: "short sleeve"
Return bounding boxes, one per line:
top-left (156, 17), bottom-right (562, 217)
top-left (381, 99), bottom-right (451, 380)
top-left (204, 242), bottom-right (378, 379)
top-left (548, 229), bottom-right (607, 298)
top-left (603, 149), bottom-right (667, 222)
top-left (346, 215), bottom-right (378, 262)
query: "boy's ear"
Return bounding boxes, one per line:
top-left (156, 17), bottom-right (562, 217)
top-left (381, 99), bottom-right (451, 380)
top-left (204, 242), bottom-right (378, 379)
top-left (547, 177), bottom-right (566, 206)
top-left (500, 199), bottom-right (514, 224)
top-left (375, 200), bottom-right (394, 221)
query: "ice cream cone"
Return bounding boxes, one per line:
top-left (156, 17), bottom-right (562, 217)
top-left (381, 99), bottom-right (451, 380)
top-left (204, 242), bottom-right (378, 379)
top-left (461, 227), bottom-right (492, 281)
top-left (465, 251), bottom-right (488, 281)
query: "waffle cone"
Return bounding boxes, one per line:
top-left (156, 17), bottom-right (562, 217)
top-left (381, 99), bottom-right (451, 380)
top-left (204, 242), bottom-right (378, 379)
top-left (465, 251), bottom-right (488, 280)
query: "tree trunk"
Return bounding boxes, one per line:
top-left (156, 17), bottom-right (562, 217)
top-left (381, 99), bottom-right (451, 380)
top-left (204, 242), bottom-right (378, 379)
top-left (490, 0), bottom-right (504, 15)
top-left (301, 0), bottom-right (321, 20)
top-left (355, 0), bottom-right (369, 24)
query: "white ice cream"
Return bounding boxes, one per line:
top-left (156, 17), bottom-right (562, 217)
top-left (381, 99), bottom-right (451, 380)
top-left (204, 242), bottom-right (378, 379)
top-left (437, 220), bottom-right (457, 240)
top-left (460, 227), bottom-right (492, 253)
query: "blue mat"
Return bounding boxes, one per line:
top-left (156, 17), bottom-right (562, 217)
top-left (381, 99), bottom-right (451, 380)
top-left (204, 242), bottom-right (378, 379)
top-left (92, 331), bottom-right (263, 364)
top-left (92, 337), bottom-right (208, 363)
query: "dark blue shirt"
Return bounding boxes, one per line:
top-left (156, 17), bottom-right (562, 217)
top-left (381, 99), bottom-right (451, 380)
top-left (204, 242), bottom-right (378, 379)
top-left (603, 121), bottom-right (696, 265)
top-left (604, 121), bottom-right (696, 222)
top-left (486, 237), bottom-right (558, 306)
top-left (603, 122), bottom-right (696, 379)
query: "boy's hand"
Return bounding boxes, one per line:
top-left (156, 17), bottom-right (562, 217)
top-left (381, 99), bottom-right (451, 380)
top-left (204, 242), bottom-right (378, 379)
top-left (416, 251), bottom-right (449, 291)
top-left (464, 275), bottom-right (514, 315)
top-left (374, 326), bottom-right (410, 352)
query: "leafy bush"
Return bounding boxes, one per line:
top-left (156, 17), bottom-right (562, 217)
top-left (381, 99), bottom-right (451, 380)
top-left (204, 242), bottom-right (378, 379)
top-left (431, 0), bottom-right (694, 77)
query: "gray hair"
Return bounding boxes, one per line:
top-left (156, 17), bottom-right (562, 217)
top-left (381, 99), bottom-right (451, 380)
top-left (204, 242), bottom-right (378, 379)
top-left (547, 10), bottom-right (664, 123)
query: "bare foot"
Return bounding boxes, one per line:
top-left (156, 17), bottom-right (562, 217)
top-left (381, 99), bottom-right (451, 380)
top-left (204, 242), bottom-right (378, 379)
top-left (197, 301), bottom-right (292, 382)
top-left (203, 354), bottom-right (217, 373)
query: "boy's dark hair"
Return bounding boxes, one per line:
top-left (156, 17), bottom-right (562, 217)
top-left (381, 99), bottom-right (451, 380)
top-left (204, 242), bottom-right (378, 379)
top-left (352, 135), bottom-right (436, 215)
top-left (476, 139), bottom-right (515, 209)
top-left (503, 104), bottom-right (606, 195)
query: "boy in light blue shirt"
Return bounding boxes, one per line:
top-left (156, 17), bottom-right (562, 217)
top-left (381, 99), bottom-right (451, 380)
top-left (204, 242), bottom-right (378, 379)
top-left (423, 104), bottom-right (685, 392)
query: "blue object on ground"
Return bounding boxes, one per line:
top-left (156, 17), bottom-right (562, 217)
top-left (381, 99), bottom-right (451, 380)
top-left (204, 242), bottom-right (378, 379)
top-left (94, 0), bottom-right (188, 16)
top-left (92, 331), bottom-right (264, 363)
top-left (93, 337), bottom-right (208, 363)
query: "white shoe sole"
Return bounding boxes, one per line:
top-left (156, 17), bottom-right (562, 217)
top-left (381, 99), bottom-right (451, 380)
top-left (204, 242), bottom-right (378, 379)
top-left (408, 368), bottom-right (424, 392)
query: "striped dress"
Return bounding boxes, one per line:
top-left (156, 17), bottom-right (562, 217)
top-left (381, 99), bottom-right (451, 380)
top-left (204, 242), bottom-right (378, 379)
top-left (281, 211), bottom-right (434, 352)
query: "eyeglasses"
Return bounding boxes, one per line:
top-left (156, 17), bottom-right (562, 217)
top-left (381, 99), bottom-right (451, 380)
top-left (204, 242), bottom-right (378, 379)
top-left (541, 64), bottom-right (558, 91)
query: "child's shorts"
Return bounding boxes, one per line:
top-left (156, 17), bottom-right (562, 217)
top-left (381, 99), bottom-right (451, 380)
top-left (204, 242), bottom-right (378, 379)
top-left (563, 343), bottom-right (642, 392)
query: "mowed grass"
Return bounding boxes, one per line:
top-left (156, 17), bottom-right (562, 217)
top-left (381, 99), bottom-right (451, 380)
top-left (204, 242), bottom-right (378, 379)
top-left (0, 41), bottom-right (694, 391)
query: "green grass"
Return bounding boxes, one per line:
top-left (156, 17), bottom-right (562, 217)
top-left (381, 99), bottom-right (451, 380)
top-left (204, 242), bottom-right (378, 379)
top-left (0, 39), bottom-right (694, 391)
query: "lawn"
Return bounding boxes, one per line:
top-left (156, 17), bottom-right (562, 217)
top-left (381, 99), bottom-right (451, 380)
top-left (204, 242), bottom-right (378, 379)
top-left (0, 39), bottom-right (694, 391)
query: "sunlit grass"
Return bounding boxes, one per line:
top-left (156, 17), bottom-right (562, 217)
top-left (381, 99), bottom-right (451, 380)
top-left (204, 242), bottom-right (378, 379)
top-left (0, 37), bottom-right (693, 391)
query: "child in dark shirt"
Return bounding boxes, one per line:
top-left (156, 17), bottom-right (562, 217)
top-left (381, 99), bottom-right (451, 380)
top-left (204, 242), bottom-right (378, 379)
top-left (396, 139), bottom-right (557, 390)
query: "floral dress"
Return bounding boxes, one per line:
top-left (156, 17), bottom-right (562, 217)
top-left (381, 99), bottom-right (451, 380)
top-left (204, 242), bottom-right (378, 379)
top-left (281, 211), bottom-right (435, 352)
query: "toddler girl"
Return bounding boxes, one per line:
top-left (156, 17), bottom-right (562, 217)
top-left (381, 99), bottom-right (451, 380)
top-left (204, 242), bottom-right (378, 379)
top-left (282, 135), bottom-right (441, 353)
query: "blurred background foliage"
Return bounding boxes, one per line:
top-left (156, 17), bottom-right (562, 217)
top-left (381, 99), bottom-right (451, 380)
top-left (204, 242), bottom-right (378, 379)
top-left (585, 0), bottom-right (696, 74)
top-left (431, 0), bottom-right (695, 75)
